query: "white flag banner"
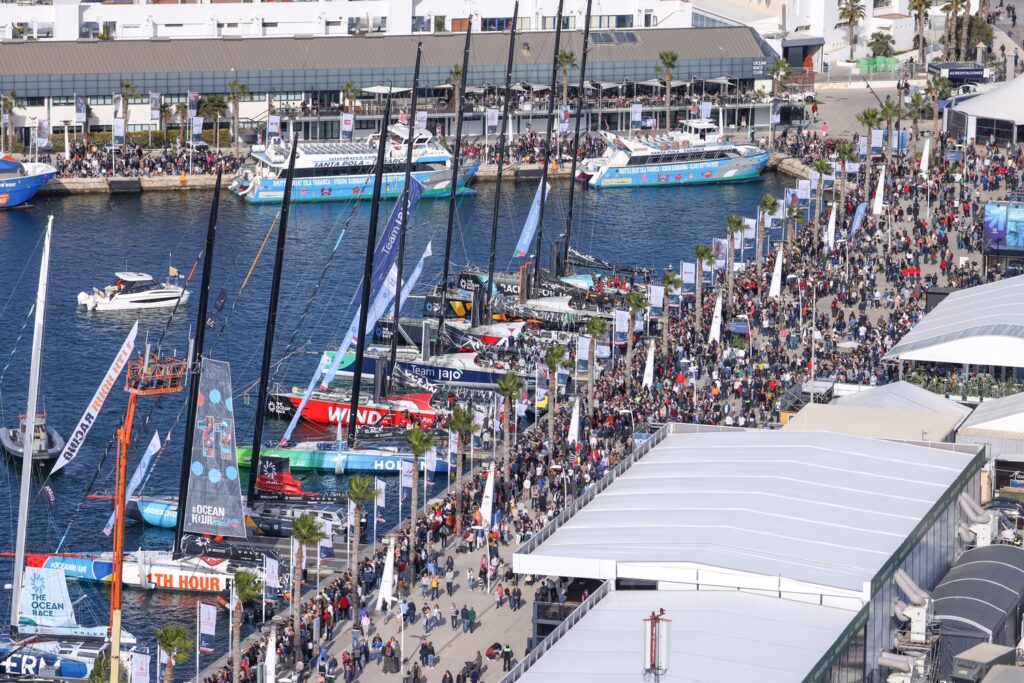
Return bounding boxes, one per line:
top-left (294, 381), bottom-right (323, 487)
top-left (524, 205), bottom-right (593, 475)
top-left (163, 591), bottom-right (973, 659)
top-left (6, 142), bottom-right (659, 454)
top-left (859, 136), bottom-right (868, 157)
top-left (872, 166), bottom-right (886, 216)
top-left (112, 117), bottom-right (125, 146)
top-left (769, 245), bottom-right (784, 298)
top-left (341, 112), bottom-right (355, 141)
top-left (424, 447), bottom-right (438, 473)
top-left (486, 107), bottom-right (499, 135)
top-left (149, 92), bottom-right (161, 122)
top-left (319, 521), bottom-right (334, 556)
top-left (796, 179), bottom-right (811, 200)
top-left (699, 101), bottom-right (713, 119)
top-left (34, 119), bottom-right (49, 150)
top-left (870, 128), bottom-right (884, 149)
top-left (681, 261), bottom-right (696, 284)
top-left (52, 321), bottom-right (138, 475)
top-left (414, 110), bottom-right (428, 130)
top-left (130, 651), bottom-right (150, 683)
top-left (267, 114), bottom-right (281, 135)
top-left (647, 284), bottom-right (665, 313)
top-left (825, 204), bottom-right (837, 250)
top-left (480, 466), bottom-right (495, 528)
top-left (103, 431), bottom-right (160, 536)
top-left (448, 430), bottom-right (457, 465)
top-left (613, 309), bottom-right (629, 344)
top-left (400, 460), bottom-right (413, 489)
top-left (199, 602), bottom-right (217, 653)
top-left (265, 628), bottom-right (277, 683)
top-left (374, 477), bottom-right (386, 509)
top-left (642, 343), bottom-right (655, 388)
top-left (919, 137), bottom-right (931, 175)
top-left (630, 102), bottom-right (643, 122)
top-left (191, 116), bottom-right (204, 139)
top-left (708, 294), bottom-right (723, 345)
top-left (263, 556), bottom-right (279, 589)
top-left (575, 334), bottom-right (591, 373)
top-left (567, 397), bottom-right (580, 444)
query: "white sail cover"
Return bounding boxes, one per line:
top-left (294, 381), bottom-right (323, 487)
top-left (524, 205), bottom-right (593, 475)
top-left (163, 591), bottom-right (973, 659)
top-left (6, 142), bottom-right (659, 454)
top-left (708, 295), bottom-right (723, 344)
top-left (642, 344), bottom-right (655, 388)
top-left (769, 245), bottom-right (784, 299)
top-left (480, 465), bottom-right (495, 529)
top-left (872, 166), bottom-right (886, 216)
top-left (377, 537), bottom-right (396, 610)
top-left (18, 566), bottom-right (106, 638)
top-left (919, 137), bottom-right (931, 176)
top-left (567, 397), bottom-right (580, 444)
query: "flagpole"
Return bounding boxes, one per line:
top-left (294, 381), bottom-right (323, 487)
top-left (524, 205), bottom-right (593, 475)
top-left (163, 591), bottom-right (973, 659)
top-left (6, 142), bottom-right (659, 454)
top-left (195, 602), bottom-right (200, 683)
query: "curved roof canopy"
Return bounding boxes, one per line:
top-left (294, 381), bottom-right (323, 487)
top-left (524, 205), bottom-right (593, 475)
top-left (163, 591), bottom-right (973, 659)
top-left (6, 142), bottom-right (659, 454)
top-left (883, 276), bottom-right (1024, 367)
top-left (953, 74), bottom-right (1024, 125)
top-left (933, 544), bottom-right (1024, 639)
top-left (834, 381), bottom-right (972, 417)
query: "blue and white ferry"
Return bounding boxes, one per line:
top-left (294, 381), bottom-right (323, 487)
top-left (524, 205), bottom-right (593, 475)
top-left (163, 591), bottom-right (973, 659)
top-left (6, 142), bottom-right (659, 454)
top-left (577, 119), bottom-right (769, 189)
top-left (231, 124), bottom-right (479, 203)
top-left (0, 157), bottom-right (56, 208)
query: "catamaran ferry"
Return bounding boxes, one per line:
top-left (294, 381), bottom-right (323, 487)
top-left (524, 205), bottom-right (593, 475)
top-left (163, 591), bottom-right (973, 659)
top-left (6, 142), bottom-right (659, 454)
top-left (577, 119), bottom-right (769, 189)
top-left (231, 124), bottom-right (479, 203)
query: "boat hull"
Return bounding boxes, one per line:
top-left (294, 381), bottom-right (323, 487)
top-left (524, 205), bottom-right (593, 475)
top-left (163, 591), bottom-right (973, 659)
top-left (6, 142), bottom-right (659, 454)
top-left (329, 353), bottom-right (522, 390)
top-left (77, 288), bottom-right (189, 311)
top-left (26, 552), bottom-right (233, 593)
top-left (267, 390), bottom-right (437, 427)
top-left (0, 424), bottom-right (65, 462)
top-left (237, 162), bottom-right (479, 203)
top-left (0, 167), bottom-right (56, 209)
top-left (585, 150), bottom-right (769, 188)
top-left (136, 497), bottom-right (178, 528)
top-left (237, 444), bottom-right (452, 474)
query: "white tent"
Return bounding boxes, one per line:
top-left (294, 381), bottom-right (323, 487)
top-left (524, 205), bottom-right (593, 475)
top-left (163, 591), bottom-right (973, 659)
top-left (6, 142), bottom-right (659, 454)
top-left (957, 392), bottom-right (1024, 462)
top-left (361, 85), bottom-right (412, 94)
top-left (952, 74), bottom-right (1024, 126)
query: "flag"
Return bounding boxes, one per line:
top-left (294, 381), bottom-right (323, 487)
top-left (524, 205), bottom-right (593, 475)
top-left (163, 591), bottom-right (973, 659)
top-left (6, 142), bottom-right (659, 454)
top-left (480, 466), bottom-right (495, 528)
top-left (448, 430), bottom-right (458, 467)
top-left (41, 485), bottom-right (55, 505)
top-left (290, 536), bottom-right (301, 581)
top-left (187, 91), bottom-right (200, 118)
top-left (642, 344), bottom-right (655, 388)
top-left (130, 651), bottom-right (150, 683)
top-left (513, 181), bottom-right (550, 258)
top-left (229, 581), bottom-right (238, 611)
top-left (199, 602), bottom-right (217, 653)
top-left (158, 648), bottom-right (169, 680)
top-left (559, 105), bottom-right (570, 133)
top-left (191, 116), bottom-right (204, 142)
top-left (169, 266), bottom-right (180, 278)
top-left (486, 107), bottom-right (499, 135)
top-left (149, 92), bottom-right (161, 122)
top-left (263, 556), bottom-right (279, 603)
top-left (769, 245), bottom-right (784, 299)
top-left (374, 477), bottom-right (386, 509)
top-left (36, 119), bottom-right (49, 149)
top-left (575, 335), bottom-right (591, 373)
top-left (414, 110), bottom-right (428, 130)
top-left (630, 102), bottom-right (642, 127)
top-left (104, 431), bottom-right (160, 536)
top-left (647, 284), bottom-right (665, 317)
top-left (112, 118), bottom-right (125, 146)
top-left (424, 447), bottom-right (438, 473)
top-left (399, 112), bottom-right (409, 125)
top-left (267, 114), bottom-right (281, 136)
top-left (535, 365), bottom-right (549, 409)
top-left (341, 112), bottom-right (354, 141)
top-left (613, 310), bottom-right (629, 344)
top-left (112, 94), bottom-right (123, 120)
top-left (567, 397), bottom-right (580, 444)
top-left (75, 94), bottom-right (87, 124)
top-left (319, 521), bottom-right (335, 559)
top-left (400, 460), bottom-right (413, 489)
top-left (699, 101), bottom-right (712, 119)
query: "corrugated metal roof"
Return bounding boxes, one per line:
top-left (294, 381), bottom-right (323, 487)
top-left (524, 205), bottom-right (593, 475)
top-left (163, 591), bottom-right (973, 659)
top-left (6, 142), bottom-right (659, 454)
top-left (0, 26), bottom-right (770, 78)
top-left (883, 275), bottom-right (1024, 366)
top-left (834, 381), bottom-right (972, 417)
top-left (958, 392), bottom-right (1024, 440)
top-left (782, 403), bottom-right (964, 442)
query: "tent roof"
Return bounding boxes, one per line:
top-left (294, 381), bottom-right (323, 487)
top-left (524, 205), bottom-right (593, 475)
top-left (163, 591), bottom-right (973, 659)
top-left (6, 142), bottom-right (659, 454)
top-left (782, 403), bottom-right (964, 442)
top-left (883, 275), bottom-right (1024, 367)
top-left (361, 85), bottom-right (411, 94)
top-left (933, 545), bottom-right (1024, 639)
top-left (515, 429), bottom-right (983, 592)
top-left (952, 74), bottom-right (1024, 125)
top-left (834, 381), bottom-right (972, 418)
top-left (513, 589), bottom-right (862, 683)
top-left (959, 392), bottom-right (1024, 439)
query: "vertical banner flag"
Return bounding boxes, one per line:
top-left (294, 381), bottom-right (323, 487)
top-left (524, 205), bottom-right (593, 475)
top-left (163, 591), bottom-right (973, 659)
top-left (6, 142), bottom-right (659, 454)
top-left (872, 166), bottom-right (886, 216)
top-left (112, 118), bottom-right (125, 146)
top-left (859, 136), bottom-right (868, 158)
top-left (630, 102), bottom-right (643, 128)
top-left (514, 181), bottom-right (550, 258)
top-left (448, 430), bottom-right (458, 467)
top-left (400, 460), bottom-right (413, 489)
top-left (187, 91), bottom-right (200, 118)
top-left (699, 101), bottom-right (713, 119)
top-left (850, 202), bottom-right (868, 236)
top-left (263, 556), bottom-right (279, 601)
top-left (613, 310), bottom-right (629, 344)
top-left (559, 105), bottom-right (570, 133)
top-left (480, 466), bottom-right (495, 528)
top-left (52, 321), bottom-right (138, 475)
top-left (75, 94), bottom-right (87, 124)
top-left (191, 116), bottom-right (204, 142)
top-left (535, 365), bottom-right (549, 410)
top-left (374, 477), bottom-right (386, 509)
top-left (576, 334), bottom-right (591, 373)
top-left (149, 92), bottom-right (161, 122)
top-left (103, 431), bottom-right (161, 536)
top-left (341, 112), bottom-right (354, 141)
top-left (130, 651), bottom-right (150, 683)
top-left (112, 94), bottom-right (123, 120)
top-left (319, 521), bottom-right (335, 558)
top-left (870, 128), bottom-right (883, 152)
top-left (648, 284), bottom-right (665, 317)
top-left (414, 110), bottom-right (428, 130)
top-left (36, 119), bottom-right (49, 149)
top-left (158, 649), bottom-right (169, 681)
top-left (486, 107), bottom-right (499, 135)
top-left (267, 114), bottom-right (281, 136)
top-left (681, 261), bottom-right (696, 285)
top-left (199, 602), bottom-right (217, 653)
top-left (424, 447), bottom-right (438, 473)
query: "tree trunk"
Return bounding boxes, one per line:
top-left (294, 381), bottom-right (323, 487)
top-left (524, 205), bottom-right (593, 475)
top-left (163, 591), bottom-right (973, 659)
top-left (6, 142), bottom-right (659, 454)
top-left (163, 661), bottom-right (174, 683)
top-left (661, 293), bottom-right (670, 355)
top-left (351, 504), bottom-right (361, 618)
top-left (408, 454), bottom-right (419, 586)
top-left (292, 544), bottom-right (303, 675)
top-left (625, 313), bottom-right (636, 389)
top-left (546, 375), bottom-right (557, 453)
top-left (695, 263), bottom-right (704, 328)
top-left (918, 10), bottom-right (926, 67)
top-left (886, 119), bottom-right (894, 167)
top-left (863, 126), bottom-right (872, 204)
top-left (502, 404), bottom-right (512, 481)
top-left (726, 234), bottom-right (735, 301)
top-left (454, 434), bottom-right (465, 533)
top-left (233, 103), bottom-right (239, 154)
top-left (848, 23), bottom-right (855, 62)
top-left (756, 213), bottom-right (765, 290)
top-left (815, 178), bottom-right (824, 252)
top-left (665, 68), bottom-right (673, 131)
top-left (232, 602), bottom-right (242, 683)
top-left (958, 9), bottom-right (970, 63)
top-left (588, 337), bottom-right (597, 411)
top-left (562, 68), bottom-right (569, 109)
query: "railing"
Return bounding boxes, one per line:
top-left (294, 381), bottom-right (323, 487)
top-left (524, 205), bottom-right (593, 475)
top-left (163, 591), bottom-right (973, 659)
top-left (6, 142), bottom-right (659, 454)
top-left (499, 580), bottom-right (611, 683)
top-left (516, 421), bottom-right (670, 557)
top-left (904, 373), bottom-right (1024, 403)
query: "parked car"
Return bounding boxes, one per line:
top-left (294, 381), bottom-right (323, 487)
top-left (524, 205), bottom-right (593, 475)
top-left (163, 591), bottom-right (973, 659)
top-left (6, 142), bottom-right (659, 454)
top-left (182, 140), bottom-right (210, 155)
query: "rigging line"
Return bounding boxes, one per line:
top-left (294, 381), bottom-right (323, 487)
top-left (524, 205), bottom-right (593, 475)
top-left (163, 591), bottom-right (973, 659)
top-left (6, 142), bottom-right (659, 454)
top-left (0, 229), bottom-right (45, 322)
top-left (154, 244), bottom-right (207, 354)
top-left (0, 305), bottom-right (34, 388)
top-left (54, 432), bottom-right (117, 552)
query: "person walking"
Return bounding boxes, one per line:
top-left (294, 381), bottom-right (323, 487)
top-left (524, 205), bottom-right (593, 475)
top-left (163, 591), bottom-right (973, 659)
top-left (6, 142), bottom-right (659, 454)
top-left (502, 643), bottom-right (514, 672)
top-left (466, 605), bottom-right (477, 633)
top-left (460, 604), bottom-right (470, 633)
top-left (445, 567), bottom-right (455, 596)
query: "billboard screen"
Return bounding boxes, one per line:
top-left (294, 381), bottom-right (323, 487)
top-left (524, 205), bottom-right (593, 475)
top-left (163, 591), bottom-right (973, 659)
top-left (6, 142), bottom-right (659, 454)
top-left (984, 202), bottom-right (1024, 253)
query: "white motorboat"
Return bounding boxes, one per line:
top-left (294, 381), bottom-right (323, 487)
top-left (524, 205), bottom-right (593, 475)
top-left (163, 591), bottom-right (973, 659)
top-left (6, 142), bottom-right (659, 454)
top-left (77, 271), bottom-right (189, 311)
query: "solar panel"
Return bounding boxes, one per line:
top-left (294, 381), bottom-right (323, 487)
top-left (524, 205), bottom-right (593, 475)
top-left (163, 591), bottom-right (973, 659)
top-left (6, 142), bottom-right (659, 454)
top-left (613, 31), bottom-right (628, 43)
top-left (591, 32), bottom-right (612, 44)
top-left (621, 31), bottom-right (639, 43)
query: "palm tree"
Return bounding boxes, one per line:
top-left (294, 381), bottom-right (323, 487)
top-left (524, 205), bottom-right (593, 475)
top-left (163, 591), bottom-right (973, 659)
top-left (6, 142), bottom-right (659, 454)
top-left (496, 372), bottom-right (524, 479)
top-left (291, 512), bottom-right (325, 674)
top-left (228, 79), bottom-right (249, 154)
top-left (941, 0), bottom-right (963, 58)
top-left (404, 427), bottom-right (435, 585)
top-left (756, 194), bottom-right (779, 289)
top-left (855, 107), bottom-right (880, 198)
top-left (343, 80), bottom-right (360, 113)
top-left (88, 653), bottom-right (120, 683)
top-left (155, 623), bottom-right (193, 683)
top-left (812, 158), bottom-right (833, 241)
top-left (910, 0), bottom-right (933, 67)
top-left (449, 406), bottom-right (477, 533)
top-left (557, 50), bottom-right (577, 106)
top-left (199, 95), bottom-right (229, 151)
top-left (584, 317), bottom-right (607, 412)
top-left (543, 345), bottom-right (569, 448)
top-left (838, 0), bottom-right (866, 62)
top-left (656, 51), bottom-right (678, 129)
top-left (879, 99), bottom-right (905, 166)
top-left (928, 76), bottom-right (952, 139)
top-left (624, 291), bottom-right (649, 390)
top-left (1, 90), bottom-right (15, 151)
top-left (346, 474), bottom-right (376, 598)
top-left (958, 3), bottom-right (971, 65)
top-left (447, 64), bottom-right (464, 113)
top-left (159, 102), bottom-right (172, 134)
top-left (724, 214), bottom-right (744, 300)
top-left (660, 269), bottom-right (680, 354)
top-left (833, 140), bottom-right (857, 229)
top-left (118, 79), bottom-right (137, 122)
top-left (694, 244), bottom-right (713, 328)
top-left (907, 92), bottom-right (929, 152)
top-left (231, 570), bottom-right (264, 683)
top-left (769, 59), bottom-right (791, 96)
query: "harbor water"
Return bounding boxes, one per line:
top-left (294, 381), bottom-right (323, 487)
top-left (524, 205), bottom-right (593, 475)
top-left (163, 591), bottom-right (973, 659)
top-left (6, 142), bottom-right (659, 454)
top-left (0, 173), bottom-right (788, 676)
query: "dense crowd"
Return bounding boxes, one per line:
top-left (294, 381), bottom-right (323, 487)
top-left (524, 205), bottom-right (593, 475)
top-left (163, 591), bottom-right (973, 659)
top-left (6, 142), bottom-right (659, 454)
top-left (49, 141), bottom-right (245, 178)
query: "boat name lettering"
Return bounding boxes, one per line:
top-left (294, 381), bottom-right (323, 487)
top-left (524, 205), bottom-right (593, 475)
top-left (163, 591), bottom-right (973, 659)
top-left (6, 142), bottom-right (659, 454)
top-left (312, 158), bottom-right (374, 168)
top-left (326, 405), bottom-right (386, 426)
top-left (90, 342), bottom-right (133, 412)
top-left (410, 366), bottom-right (463, 382)
top-left (190, 504), bottom-right (226, 526)
top-left (2, 654), bottom-right (47, 676)
top-left (148, 572), bottom-right (223, 591)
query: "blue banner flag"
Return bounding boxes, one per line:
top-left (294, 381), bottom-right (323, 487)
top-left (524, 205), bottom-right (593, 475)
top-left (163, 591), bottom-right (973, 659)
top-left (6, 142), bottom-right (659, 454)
top-left (514, 180), bottom-right (550, 258)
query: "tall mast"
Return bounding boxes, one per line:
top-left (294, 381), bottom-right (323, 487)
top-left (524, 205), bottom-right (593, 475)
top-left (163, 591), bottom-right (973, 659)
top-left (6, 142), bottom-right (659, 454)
top-left (532, 0), bottom-right (565, 289)
top-left (246, 134), bottom-right (300, 501)
top-left (438, 23), bottom-right (473, 332)
top-left (485, 3), bottom-right (519, 319)
top-left (561, 0), bottom-right (593, 275)
top-left (173, 171), bottom-right (223, 556)
top-left (347, 93), bottom-right (393, 446)
top-left (387, 43), bottom-right (422, 393)
top-left (10, 215), bottom-right (53, 630)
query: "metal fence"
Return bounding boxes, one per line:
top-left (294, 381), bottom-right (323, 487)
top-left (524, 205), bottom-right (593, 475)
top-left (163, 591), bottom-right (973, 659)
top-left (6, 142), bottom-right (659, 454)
top-left (498, 580), bottom-right (612, 683)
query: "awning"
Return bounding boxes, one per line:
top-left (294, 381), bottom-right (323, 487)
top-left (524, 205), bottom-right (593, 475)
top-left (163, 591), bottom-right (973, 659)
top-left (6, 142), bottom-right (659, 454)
top-left (782, 33), bottom-right (825, 48)
top-left (701, 77), bottom-right (734, 85)
top-left (587, 80), bottom-right (622, 90)
top-left (432, 83), bottom-right (454, 90)
top-left (361, 85), bottom-right (412, 94)
top-left (465, 86), bottom-right (486, 94)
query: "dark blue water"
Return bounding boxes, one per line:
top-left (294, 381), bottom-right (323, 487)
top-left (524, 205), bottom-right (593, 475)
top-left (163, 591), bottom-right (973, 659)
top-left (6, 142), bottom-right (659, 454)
top-left (0, 173), bottom-right (788, 675)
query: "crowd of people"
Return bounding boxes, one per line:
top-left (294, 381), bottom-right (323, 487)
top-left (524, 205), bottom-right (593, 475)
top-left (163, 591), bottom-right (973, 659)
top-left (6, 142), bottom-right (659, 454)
top-left (46, 140), bottom-right (246, 178)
